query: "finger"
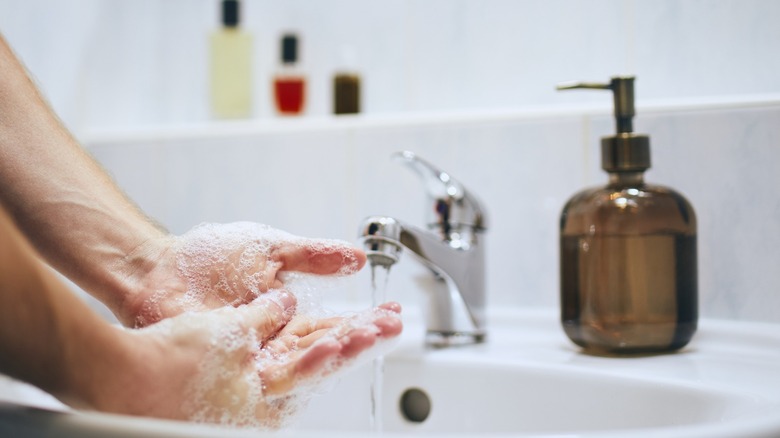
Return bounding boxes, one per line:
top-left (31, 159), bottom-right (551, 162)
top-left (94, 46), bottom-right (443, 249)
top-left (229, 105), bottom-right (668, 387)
top-left (372, 302), bottom-right (403, 337)
top-left (262, 335), bottom-right (296, 356)
top-left (260, 339), bottom-right (342, 395)
top-left (378, 301), bottom-right (402, 314)
top-left (289, 305), bottom-right (402, 348)
top-left (295, 328), bottom-right (335, 349)
top-left (260, 328), bottom-right (340, 370)
top-left (292, 313), bottom-right (399, 350)
top-left (274, 240), bottom-right (367, 276)
top-left (278, 315), bottom-right (344, 337)
top-left (374, 315), bottom-right (403, 338)
top-left (339, 327), bottom-right (380, 358)
top-left (258, 262), bottom-right (284, 293)
top-left (263, 315), bottom-right (344, 355)
top-left (235, 291), bottom-right (297, 339)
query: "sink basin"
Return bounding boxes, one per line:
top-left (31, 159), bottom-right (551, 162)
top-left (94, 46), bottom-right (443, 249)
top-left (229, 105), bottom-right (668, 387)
top-left (292, 308), bottom-right (780, 437)
top-left (2, 308), bottom-right (780, 437)
top-left (295, 356), bottom-right (759, 435)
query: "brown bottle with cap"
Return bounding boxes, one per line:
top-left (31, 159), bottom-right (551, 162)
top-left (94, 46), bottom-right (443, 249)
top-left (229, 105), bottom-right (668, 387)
top-left (557, 76), bottom-right (697, 355)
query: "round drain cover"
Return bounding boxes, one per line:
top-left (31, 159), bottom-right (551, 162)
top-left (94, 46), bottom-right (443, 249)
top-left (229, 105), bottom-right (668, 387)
top-left (399, 388), bottom-right (431, 423)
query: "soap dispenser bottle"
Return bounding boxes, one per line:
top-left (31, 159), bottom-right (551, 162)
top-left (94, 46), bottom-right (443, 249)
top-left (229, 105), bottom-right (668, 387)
top-left (557, 76), bottom-right (697, 355)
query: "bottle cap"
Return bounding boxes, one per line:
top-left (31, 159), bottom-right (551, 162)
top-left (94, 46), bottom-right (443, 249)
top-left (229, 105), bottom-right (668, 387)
top-left (281, 34), bottom-right (298, 64)
top-left (221, 0), bottom-right (240, 28)
top-left (557, 76), bottom-right (651, 172)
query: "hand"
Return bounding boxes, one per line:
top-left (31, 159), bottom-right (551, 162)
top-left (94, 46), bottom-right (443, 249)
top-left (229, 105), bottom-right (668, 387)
top-left (98, 292), bottom-right (402, 428)
top-left (120, 223), bottom-right (367, 327)
top-left (260, 301), bottom-right (403, 395)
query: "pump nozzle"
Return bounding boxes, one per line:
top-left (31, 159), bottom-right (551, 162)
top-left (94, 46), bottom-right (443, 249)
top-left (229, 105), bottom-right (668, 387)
top-left (557, 76), bottom-right (636, 134)
top-left (556, 76), bottom-right (650, 173)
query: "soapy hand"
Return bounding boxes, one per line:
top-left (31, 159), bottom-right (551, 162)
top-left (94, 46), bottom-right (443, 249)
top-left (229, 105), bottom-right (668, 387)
top-left (120, 223), bottom-right (367, 327)
top-left (112, 292), bottom-right (402, 428)
top-left (105, 222), bottom-right (402, 428)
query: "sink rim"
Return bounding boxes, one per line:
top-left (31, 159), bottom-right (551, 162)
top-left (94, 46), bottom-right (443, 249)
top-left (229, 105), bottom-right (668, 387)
top-left (291, 342), bottom-right (776, 436)
top-left (2, 307), bottom-right (780, 437)
top-left (2, 399), bottom-right (780, 438)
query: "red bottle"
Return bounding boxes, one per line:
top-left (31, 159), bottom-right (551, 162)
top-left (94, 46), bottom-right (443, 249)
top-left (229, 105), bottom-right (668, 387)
top-left (273, 34), bottom-right (305, 115)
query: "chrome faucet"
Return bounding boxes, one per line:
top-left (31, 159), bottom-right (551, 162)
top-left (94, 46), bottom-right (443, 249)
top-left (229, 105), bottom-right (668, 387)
top-left (359, 151), bottom-right (488, 347)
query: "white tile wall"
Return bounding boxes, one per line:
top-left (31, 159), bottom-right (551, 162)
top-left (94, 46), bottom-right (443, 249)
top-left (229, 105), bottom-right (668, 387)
top-left (1, 0), bottom-right (779, 130)
top-left (1, 1), bottom-right (779, 323)
top-left (87, 98), bottom-right (780, 323)
top-left (639, 105), bottom-right (780, 321)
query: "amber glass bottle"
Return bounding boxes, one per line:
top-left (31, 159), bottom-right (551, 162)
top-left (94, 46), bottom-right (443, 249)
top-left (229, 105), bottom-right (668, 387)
top-left (333, 73), bottom-right (360, 114)
top-left (558, 77), bottom-right (697, 355)
top-left (333, 46), bottom-right (361, 115)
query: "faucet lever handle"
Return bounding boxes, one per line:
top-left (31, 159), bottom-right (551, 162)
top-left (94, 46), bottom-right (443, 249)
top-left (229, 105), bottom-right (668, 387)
top-left (393, 151), bottom-right (487, 233)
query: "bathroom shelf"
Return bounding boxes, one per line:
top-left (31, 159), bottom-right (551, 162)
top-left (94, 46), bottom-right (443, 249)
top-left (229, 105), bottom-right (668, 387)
top-left (80, 93), bottom-right (780, 147)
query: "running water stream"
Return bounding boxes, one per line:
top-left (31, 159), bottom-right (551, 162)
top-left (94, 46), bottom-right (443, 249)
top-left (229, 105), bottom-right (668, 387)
top-left (369, 264), bottom-right (391, 433)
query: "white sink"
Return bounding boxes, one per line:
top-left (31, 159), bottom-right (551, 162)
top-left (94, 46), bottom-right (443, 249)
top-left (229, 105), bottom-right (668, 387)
top-left (2, 308), bottom-right (780, 437)
top-left (295, 356), bottom-right (759, 436)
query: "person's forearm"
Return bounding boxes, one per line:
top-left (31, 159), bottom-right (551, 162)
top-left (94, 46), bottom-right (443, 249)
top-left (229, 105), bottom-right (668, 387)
top-left (0, 34), bottom-right (167, 317)
top-left (0, 205), bottom-right (129, 408)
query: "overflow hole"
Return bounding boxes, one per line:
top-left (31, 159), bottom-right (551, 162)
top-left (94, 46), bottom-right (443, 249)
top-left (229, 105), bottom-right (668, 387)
top-left (399, 388), bottom-right (431, 423)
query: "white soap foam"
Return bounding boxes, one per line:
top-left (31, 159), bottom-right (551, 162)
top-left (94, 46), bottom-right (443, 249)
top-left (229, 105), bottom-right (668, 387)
top-left (132, 222), bottom-right (399, 429)
top-left (171, 303), bottom-right (399, 429)
top-left (170, 222), bottom-right (361, 313)
top-left (254, 306), bottom-right (402, 429)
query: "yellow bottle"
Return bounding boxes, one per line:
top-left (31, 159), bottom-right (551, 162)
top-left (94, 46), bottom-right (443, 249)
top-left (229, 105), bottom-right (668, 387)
top-left (210, 0), bottom-right (252, 118)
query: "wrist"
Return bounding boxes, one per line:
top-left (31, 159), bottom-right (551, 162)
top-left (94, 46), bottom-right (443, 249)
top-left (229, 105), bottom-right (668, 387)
top-left (57, 325), bottom-right (130, 410)
top-left (113, 235), bottom-right (185, 327)
top-left (68, 326), bottom-right (188, 419)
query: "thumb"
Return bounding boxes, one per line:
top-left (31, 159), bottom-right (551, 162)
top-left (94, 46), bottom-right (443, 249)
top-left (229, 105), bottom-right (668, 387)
top-left (275, 239), bottom-right (367, 276)
top-left (234, 290), bottom-right (297, 339)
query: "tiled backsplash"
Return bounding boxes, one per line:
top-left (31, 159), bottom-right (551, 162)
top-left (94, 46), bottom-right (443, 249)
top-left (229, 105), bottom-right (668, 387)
top-left (86, 97), bottom-right (780, 323)
top-left (2, 0), bottom-right (778, 323)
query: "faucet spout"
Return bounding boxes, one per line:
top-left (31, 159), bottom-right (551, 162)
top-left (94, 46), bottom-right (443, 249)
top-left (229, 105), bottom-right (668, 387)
top-left (359, 152), bottom-right (488, 347)
top-left (360, 216), bottom-right (486, 347)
